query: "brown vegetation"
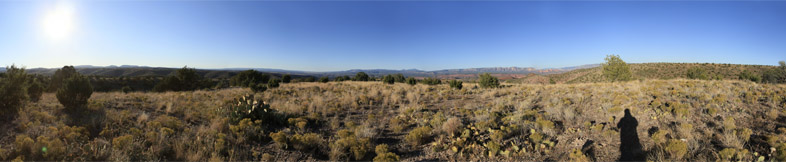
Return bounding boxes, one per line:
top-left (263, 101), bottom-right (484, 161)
top-left (0, 80), bottom-right (785, 161)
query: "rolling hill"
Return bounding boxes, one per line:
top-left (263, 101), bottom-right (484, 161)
top-left (507, 63), bottom-right (778, 84)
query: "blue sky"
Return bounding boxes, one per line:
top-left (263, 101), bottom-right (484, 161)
top-left (1, 1), bottom-right (785, 71)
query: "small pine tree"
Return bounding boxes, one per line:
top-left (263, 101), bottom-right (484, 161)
top-left (319, 77), bottom-right (330, 83)
top-left (406, 77), bottom-right (417, 85)
top-left (56, 75), bottom-right (93, 114)
top-left (448, 80), bottom-right (463, 89)
top-left (282, 74), bottom-right (292, 83)
top-left (382, 75), bottom-right (395, 84)
top-left (48, 66), bottom-right (78, 92)
top-left (0, 65), bottom-right (29, 120)
top-left (478, 73), bottom-right (500, 88)
top-left (393, 73), bottom-right (405, 83)
top-left (27, 78), bottom-right (44, 102)
top-left (268, 78), bottom-right (281, 88)
top-left (602, 55), bottom-right (632, 82)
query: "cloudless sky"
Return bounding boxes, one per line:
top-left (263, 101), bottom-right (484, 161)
top-left (1, 0), bottom-right (785, 71)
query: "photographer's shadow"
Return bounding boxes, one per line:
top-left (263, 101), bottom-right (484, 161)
top-left (618, 109), bottom-right (645, 161)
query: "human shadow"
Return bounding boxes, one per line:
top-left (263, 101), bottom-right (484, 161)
top-left (617, 109), bottom-right (645, 161)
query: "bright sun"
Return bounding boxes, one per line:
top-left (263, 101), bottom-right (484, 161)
top-left (41, 2), bottom-right (76, 41)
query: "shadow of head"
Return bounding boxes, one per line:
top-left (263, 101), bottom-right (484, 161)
top-left (618, 108), bottom-right (644, 161)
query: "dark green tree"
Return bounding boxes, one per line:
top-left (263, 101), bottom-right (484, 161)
top-left (282, 74), bottom-right (292, 83)
top-left (268, 78), bottom-right (281, 88)
top-left (319, 77), bottom-right (330, 83)
top-left (56, 74), bottom-right (93, 113)
top-left (354, 72), bottom-right (370, 81)
top-left (48, 65), bottom-right (78, 92)
top-left (382, 75), bottom-right (395, 84)
top-left (0, 65), bottom-right (29, 120)
top-left (153, 66), bottom-right (210, 92)
top-left (230, 70), bottom-right (270, 87)
top-left (251, 83), bottom-right (267, 93)
top-left (602, 55), bottom-right (632, 82)
top-left (406, 77), bottom-right (417, 85)
top-left (27, 78), bottom-right (44, 102)
top-left (393, 73), bottom-right (406, 83)
top-left (303, 76), bottom-right (316, 82)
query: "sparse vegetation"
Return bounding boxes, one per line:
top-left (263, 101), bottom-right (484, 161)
top-left (686, 67), bottom-right (709, 80)
top-left (421, 77), bottom-right (441, 85)
top-left (0, 69), bottom-right (785, 161)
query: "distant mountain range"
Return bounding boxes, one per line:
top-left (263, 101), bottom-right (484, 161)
top-left (5, 64), bottom-right (600, 79)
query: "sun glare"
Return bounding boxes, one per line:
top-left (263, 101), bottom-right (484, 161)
top-left (41, 2), bottom-right (76, 41)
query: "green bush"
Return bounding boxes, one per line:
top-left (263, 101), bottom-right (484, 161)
top-left (392, 73), bottom-right (405, 83)
top-left (335, 76), bottom-right (351, 82)
top-left (282, 74), bottom-right (292, 83)
top-left (382, 75), bottom-right (395, 84)
top-left (27, 79), bottom-right (44, 102)
top-left (406, 77), bottom-right (417, 85)
top-left (738, 70), bottom-right (761, 82)
top-left (602, 55), bottom-right (632, 82)
top-left (303, 76), bottom-right (316, 82)
top-left (448, 80), bottom-right (463, 90)
top-left (478, 73), bottom-right (500, 88)
top-left (267, 78), bottom-right (281, 88)
top-left (56, 74), bottom-right (93, 114)
top-left (421, 77), bottom-right (441, 85)
top-left (354, 72), bottom-right (370, 81)
top-left (319, 77), bottom-right (330, 83)
top-left (153, 66), bottom-right (211, 92)
top-left (763, 61), bottom-right (786, 84)
top-left (230, 70), bottom-right (270, 87)
top-left (405, 126), bottom-right (433, 146)
top-left (250, 83), bottom-right (267, 93)
top-left (686, 67), bottom-right (709, 80)
top-left (0, 65), bottom-right (29, 120)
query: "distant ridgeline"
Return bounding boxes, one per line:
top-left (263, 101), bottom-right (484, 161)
top-left (508, 63), bottom-right (780, 84)
top-left (4, 62), bottom-right (782, 92)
